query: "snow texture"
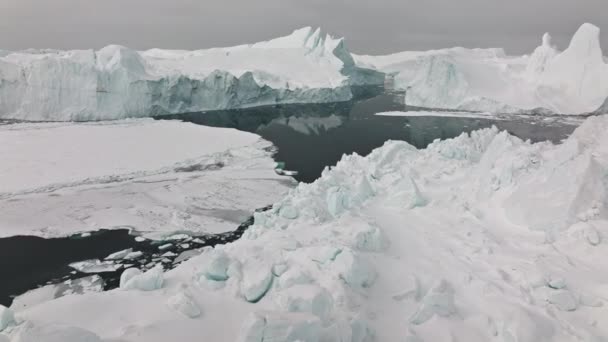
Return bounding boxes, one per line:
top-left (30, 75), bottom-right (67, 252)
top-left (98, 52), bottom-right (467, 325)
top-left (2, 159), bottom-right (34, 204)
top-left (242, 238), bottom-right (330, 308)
top-left (0, 119), bottom-right (293, 238)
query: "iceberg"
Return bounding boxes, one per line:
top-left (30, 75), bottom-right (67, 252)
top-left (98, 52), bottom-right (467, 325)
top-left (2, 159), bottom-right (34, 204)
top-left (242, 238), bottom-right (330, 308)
top-left (0, 28), bottom-right (384, 121)
top-left (354, 23), bottom-right (608, 115)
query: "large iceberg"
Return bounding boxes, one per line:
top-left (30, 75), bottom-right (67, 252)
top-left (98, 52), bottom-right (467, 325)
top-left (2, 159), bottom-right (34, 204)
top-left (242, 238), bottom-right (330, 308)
top-left (354, 23), bottom-right (608, 114)
top-left (0, 28), bottom-right (383, 121)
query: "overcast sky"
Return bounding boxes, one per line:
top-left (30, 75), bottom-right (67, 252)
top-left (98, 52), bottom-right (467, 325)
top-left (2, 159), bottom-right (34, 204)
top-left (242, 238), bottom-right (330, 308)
top-left (1, 0), bottom-right (606, 55)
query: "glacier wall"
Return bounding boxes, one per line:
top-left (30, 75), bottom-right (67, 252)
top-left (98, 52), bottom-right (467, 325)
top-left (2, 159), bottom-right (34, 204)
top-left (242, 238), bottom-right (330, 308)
top-left (355, 23), bottom-right (608, 115)
top-left (0, 28), bottom-right (384, 121)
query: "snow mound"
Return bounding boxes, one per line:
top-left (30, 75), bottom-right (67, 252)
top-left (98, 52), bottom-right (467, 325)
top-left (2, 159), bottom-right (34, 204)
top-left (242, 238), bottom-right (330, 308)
top-left (238, 311), bottom-right (322, 342)
top-left (11, 115), bottom-right (608, 341)
top-left (11, 323), bottom-right (102, 342)
top-left (0, 28), bottom-right (383, 121)
top-left (166, 291), bottom-right (201, 318)
top-left (119, 266), bottom-right (164, 291)
top-left (355, 23), bottom-right (608, 115)
top-left (182, 114), bottom-right (608, 340)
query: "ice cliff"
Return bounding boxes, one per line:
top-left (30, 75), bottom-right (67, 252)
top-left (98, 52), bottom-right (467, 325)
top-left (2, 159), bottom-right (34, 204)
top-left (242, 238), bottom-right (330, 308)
top-left (355, 23), bottom-right (608, 114)
top-left (0, 28), bottom-right (384, 121)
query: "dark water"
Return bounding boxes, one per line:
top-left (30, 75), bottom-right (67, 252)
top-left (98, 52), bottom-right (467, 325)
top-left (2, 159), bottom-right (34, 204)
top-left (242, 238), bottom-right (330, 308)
top-left (0, 209), bottom-right (264, 306)
top-left (160, 90), bottom-right (579, 183)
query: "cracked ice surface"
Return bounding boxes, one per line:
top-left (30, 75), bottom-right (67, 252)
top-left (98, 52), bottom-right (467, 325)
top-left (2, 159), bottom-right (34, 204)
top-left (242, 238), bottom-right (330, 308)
top-left (0, 119), bottom-right (294, 238)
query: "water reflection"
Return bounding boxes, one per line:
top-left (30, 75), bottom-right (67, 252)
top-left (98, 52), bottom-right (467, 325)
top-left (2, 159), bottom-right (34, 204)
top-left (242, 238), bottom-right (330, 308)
top-left (160, 90), bottom-right (578, 183)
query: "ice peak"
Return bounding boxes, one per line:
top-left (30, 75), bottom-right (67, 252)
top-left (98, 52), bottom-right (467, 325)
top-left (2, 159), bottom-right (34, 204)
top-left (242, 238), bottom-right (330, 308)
top-left (252, 26), bottom-right (338, 51)
top-left (542, 33), bottom-right (552, 47)
top-left (568, 23), bottom-right (602, 56)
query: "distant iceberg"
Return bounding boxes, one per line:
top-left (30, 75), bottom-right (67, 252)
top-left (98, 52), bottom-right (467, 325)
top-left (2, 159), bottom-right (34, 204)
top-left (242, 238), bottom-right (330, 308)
top-left (354, 23), bottom-right (608, 115)
top-left (0, 27), bottom-right (384, 121)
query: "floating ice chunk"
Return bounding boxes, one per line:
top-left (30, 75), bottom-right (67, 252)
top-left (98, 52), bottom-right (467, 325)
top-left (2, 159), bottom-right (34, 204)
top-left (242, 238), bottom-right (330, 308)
top-left (167, 291), bottom-right (201, 318)
top-left (162, 251), bottom-right (177, 257)
top-left (11, 323), bottom-right (102, 342)
top-left (275, 284), bottom-right (334, 320)
top-left (410, 279), bottom-right (456, 325)
top-left (0, 306), bottom-right (15, 332)
top-left (242, 264), bottom-right (274, 303)
top-left (105, 248), bottom-right (133, 260)
top-left (80, 232), bottom-right (91, 238)
top-left (120, 266), bottom-right (164, 291)
top-left (548, 290), bottom-right (578, 311)
top-left (238, 311), bottom-right (321, 342)
top-left (124, 251), bottom-right (144, 260)
top-left (332, 249), bottom-right (376, 288)
top-left (69, 259), bottom-right (121, 273)
top-left (174, 249), bottom-right (203, 264)
top-left (166, 234), bottom-right (190, 240)
top-left (158, 243), bottom-right (173, 251)
top-left (135, 236), bottom-right (146, 242)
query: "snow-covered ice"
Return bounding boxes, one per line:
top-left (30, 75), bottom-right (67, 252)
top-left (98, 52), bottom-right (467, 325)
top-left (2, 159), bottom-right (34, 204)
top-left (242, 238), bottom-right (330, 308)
top-left (0, 306), bottom-right (15, 332)
top-left (104, 248), bottom-right (133, 261)
top-left (0, 27), bottom-right (383, 121)
top-left (355, 23), bottom-right (608, 115)
top-left (68, 260), bottom-right (121, 274)
top-left (0, 119), bottom-right (294, 238)
top-left (119, 266), bottom-right (163, 291)
top-left (7, 112), bottom-right (608, 341)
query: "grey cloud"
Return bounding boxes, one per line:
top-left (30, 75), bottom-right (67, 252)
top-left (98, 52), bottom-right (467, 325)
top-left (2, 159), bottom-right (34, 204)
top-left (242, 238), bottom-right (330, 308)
top-left (0, 0), bottom-right (606, 55)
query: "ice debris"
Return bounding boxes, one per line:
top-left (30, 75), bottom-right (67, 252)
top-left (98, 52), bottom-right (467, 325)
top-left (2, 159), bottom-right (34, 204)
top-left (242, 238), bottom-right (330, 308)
top-left (119, 266), bottom-right (164, 291)
top-left (0, 306), bottom-right (15, 332)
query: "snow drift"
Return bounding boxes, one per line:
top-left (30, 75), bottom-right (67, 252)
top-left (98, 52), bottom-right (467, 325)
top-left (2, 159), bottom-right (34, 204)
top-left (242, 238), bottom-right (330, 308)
top-left (0, 28), bottom-right (383, 121)
top-left (8, 114), bottom-right (608, 341)
top-left (355, 23), bottom-right (608, 115)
